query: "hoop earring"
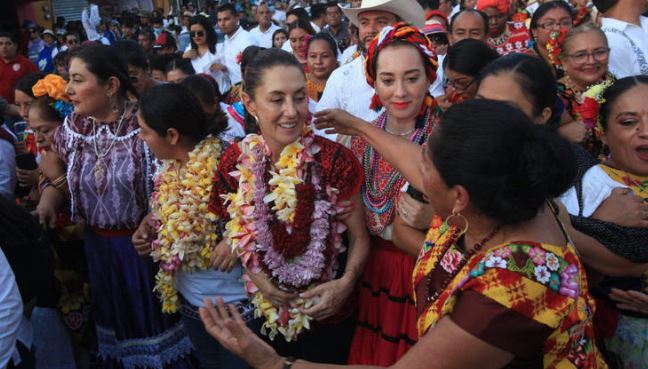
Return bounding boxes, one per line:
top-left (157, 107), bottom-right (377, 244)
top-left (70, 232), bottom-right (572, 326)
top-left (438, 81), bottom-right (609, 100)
top-left (446, 211), bottom-right (469, 236)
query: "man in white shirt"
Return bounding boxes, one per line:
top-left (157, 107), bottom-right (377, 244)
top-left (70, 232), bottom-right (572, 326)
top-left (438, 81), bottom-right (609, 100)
top-left (216, 3), bottom-right (257, 87)
top-left (249, 3), bottom-right (281, 48)
top-left (316, 0), bottom-right (426, 124)
top-left (0, 248), bottom-right (25, 368)
top-left (595, 0), bottom-right (648, 77)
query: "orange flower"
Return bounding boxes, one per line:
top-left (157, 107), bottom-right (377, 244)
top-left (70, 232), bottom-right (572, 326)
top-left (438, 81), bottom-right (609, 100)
top-left (32, 74), bottom-right (69, 101)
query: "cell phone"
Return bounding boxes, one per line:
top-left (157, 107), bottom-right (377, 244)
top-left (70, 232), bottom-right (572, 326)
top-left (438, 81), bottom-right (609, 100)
top-left (15, 152), bottom-right (38, 170)
top-left (13, 122), bottom-right (27, 141)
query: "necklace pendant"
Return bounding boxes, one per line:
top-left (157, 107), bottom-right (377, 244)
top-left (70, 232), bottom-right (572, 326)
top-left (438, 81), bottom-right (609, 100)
top-left (94, 161), bottom-right (105, 191)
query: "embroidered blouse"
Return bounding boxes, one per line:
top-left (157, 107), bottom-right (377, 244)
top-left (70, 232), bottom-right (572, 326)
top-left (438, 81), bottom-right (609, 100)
top-left (488, 22), bottom-right (531, 56)
top-left (52, 108), bottom-right (154, 230)
top-left (413, 221), bottom-right (608, 368)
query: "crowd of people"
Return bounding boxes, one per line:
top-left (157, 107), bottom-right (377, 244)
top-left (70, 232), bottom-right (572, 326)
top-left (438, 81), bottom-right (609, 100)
top-left (0, 0), bottom-right (647, 368)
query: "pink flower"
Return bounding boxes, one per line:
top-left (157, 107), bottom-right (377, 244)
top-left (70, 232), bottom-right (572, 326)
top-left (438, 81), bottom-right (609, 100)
top-left (493, 247), bottom-right (512, 258)
top-left (440, 249), bottom-right (463, 273)
top-left (529, 247), bottom-right (546, 265)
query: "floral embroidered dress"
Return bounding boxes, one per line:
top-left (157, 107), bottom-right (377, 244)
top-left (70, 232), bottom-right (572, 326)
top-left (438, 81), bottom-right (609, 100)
top-left (52, 109), bottom-right (195, 369)
top-left (488, 22), bottom-right (531, 56)
top-left (413, 219), bottom-right (608, 368)
top-left (347, 107), bottom-right (441, 366)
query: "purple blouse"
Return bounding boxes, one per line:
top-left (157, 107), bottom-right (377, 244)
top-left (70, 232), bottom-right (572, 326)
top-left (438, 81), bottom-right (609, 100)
top-left (53, 107), bottom-right (154, 230)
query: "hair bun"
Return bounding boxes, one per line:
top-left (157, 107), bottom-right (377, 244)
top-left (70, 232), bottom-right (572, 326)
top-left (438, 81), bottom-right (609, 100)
top-left (516, 124), bottom-right (576, 199)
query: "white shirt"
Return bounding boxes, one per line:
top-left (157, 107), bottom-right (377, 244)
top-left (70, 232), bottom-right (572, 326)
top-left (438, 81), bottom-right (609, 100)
top-left (339, 44), bottom-right (358, 65)
top-left (559, 164), bottom-right (629, 217)
top-left (282, 40), bottom-right (293, 53)
top-left (601, 16), bottom-right (648, 78)
top-left (272, 10), bottom-right (287, 27)
top-left (311, 21), bottom-right (321, 33)
top-left (316, 55), bottom-right (382, 123)
top-left (185, 46), bottom-right (232, 95)
top-left (249, 23), bottom-right (281, 48)
top-left (219, 102), bottom-right (246, 142)
top-left (81, 4), bottom-right (102, 42)
top-left (430, 54), bottom-right (445, 98)
top-left (0, 248), bottom-right (26, 368)
top-left (221, 26), bottom-right (257, 85)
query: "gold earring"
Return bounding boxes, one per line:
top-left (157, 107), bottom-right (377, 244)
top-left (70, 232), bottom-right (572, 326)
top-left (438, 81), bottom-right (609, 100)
top-left (446, 211), bottom-right (469, 236)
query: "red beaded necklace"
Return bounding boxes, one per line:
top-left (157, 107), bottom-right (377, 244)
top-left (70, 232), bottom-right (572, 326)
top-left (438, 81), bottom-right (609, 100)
top-left (425, 224), bottom-right (501, 302)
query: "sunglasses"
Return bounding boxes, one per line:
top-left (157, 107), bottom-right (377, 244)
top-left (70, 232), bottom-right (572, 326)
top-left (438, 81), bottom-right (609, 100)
top-left (190, 31), bottom-right (205, 38)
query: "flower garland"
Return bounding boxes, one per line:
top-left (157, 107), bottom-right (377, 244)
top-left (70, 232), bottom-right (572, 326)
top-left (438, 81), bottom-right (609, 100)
top-left (546, 27), bottom-right (568, 68)
top-left (576, 78), bottom-right (614, 136)
top-left (223, 128), bottom-right (345, 341)
top-left (150, 136), bottom-right (223, 313)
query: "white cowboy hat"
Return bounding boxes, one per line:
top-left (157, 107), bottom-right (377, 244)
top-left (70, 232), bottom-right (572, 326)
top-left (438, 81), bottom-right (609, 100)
top-left (341, 0), bottom-right (425, 29)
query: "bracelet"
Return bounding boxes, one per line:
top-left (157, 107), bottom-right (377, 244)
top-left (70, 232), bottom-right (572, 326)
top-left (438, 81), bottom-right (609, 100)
top-left (283, 356), bottom-right (296, 369)
top-left (51, 175), bottom-right (67, 192)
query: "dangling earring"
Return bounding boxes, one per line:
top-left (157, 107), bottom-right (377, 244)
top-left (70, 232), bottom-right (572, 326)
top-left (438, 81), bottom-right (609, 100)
top-left (111, 95), bottom-right (119, 113)
top-left (445, 211), bottom-right (469, 237)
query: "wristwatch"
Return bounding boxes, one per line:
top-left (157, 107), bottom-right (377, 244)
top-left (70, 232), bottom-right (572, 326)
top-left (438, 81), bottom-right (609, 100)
top-left (283, 356), bottom-right (296, 369)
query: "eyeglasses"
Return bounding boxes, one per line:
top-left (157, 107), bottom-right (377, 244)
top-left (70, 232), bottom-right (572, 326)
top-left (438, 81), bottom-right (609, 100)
top-left (190, 30), bottom-right (205, 38)
top-left (443, 77), bottom-right (475, 92)
top-left (565, 47), bottom-right (609, 64)
top-left (537, 19), bottom-right (572, 30)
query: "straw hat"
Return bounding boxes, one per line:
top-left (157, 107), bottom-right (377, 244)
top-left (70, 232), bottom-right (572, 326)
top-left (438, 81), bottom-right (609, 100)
top-left (341, 0), bottom-right (425, 29)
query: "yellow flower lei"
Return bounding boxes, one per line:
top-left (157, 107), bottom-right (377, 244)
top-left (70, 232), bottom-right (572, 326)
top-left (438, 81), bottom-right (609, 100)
top-left (224, 127), bottom-right (325, 341)
top-left (151, 136), bottom-right (222, 313)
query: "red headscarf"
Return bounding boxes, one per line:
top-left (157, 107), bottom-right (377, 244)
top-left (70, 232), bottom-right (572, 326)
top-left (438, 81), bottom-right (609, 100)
top-left (364, 22), bottom-right (438, 114)
top-left (476, 0), bottom-right (509, 14)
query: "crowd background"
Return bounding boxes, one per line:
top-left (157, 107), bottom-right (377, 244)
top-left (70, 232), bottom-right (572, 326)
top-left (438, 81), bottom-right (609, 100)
top-left (0, 0), bottom-right (648, 368)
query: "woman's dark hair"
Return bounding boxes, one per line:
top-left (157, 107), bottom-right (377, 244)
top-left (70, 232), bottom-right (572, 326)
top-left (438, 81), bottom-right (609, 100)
top-left (599, 75), bottom-right (648, 132)
top-left (429, 99), bottom-right (576, 225)
top-left (308, 32), bottom-right (339, 56)
top-left (530, 1), bottom-right (574, 31)
top-left (443, 39), bottom-right (498, 77)
top-left (287, 18), bottom-right (317, 36)
top-left (30, 96), bottom-right (62, 123)
top-left (240, 46), bottom-right (266, 78)
top-left (189, 15), bottom-right (217, 54)
top-left (477, 53), bottom-right (559, 125)
top-left (165, 57), bottom-right (196, 75)
top-left (243, 48), bottom-right (304, 133)
top-left (181, 75), bottom-right (228, 133)
top-left (272, 29), bottom-right (288, 48)
top-left (150, 53), bottom-right (179, 73)
top-left (287, 7), bottom-right (311, 23)
top-left (14, 72), bottom-right (47, 97)
top-left (70, 44), bottom-right (139, 99)
top-left (139, 83), bottom-right (225, 143)
top-left (113, 40), bottom-right (148, 69)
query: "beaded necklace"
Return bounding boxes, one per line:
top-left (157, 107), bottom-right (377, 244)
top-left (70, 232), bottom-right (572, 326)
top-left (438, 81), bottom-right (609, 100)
top-left (361, 111), bottom-right (427, 215)
top-left (425, 224), bottom-right (501, 302)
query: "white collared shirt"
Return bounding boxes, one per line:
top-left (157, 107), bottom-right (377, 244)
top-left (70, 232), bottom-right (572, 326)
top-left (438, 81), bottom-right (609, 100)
top-left (601, 16), bottom-right (648, 78)
top-left (221, 26), bottom-right (257, 85)
top-left (316, 55), bottom-right (382, 124)
top-left (0, 248), bottom-right (27, 368)
top-left (185, 46), bottom-right (231, 95)
top-left (249, 23), bottom-right (281, 48)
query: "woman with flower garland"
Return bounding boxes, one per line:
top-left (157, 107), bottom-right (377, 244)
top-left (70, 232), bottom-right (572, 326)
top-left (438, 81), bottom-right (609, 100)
top-left (32, 45), bottom-right (195, 369)
top-left (560, 76), bottom-right (648, 369)
top-left (200, 99), bottom-right (608, 368)
top-left (318, 23), bottom-right (443, 366)
top-left (133, 83), bottom-right (248, 369)
top-left (528, 1), bottom-right (574, 77)
top-left (556, 24), bottom-right (615, 159)
top-left (208, 48), bottom-right (369, 364)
